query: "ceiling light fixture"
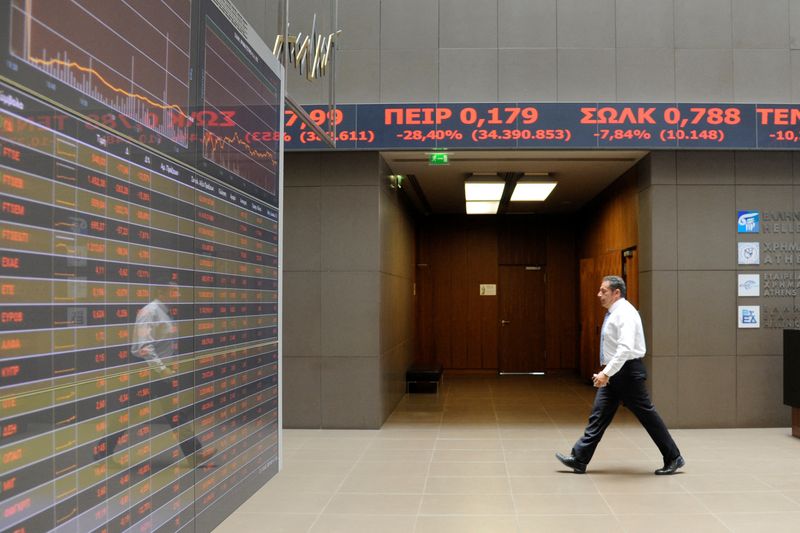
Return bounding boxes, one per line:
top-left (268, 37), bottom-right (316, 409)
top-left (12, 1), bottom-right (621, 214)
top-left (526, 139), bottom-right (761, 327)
top-left (464, 182), bottom-right (505, 201)
top-left (465, 200), bottom-right (500, 215)
top-left (464, 173), bottom-right (505, 201)
top-left (510, 173), bottom-right (557, 201)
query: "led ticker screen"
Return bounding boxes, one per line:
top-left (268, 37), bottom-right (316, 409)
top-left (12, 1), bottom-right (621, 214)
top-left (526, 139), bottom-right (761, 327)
top-left (0, 1), bottom-right (282, 533)
top-left (284, 102), bottom-right (800, 150)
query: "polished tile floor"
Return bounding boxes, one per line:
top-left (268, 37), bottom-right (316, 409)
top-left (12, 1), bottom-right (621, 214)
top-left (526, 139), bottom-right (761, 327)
top-left (215, 374), bottom-right (800, 533)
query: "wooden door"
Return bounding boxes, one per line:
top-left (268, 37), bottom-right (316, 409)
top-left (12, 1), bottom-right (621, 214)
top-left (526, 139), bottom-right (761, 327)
top-left (578, 258), bottom-right (597, 381)
top-left (498, 266), bottom-right (546, 373)
top-left (578, 252), bottom-right (622, 379)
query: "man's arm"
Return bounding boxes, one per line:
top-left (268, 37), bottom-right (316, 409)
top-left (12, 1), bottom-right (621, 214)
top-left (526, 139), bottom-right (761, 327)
top-left (598, 314), bottom-right (638, 380)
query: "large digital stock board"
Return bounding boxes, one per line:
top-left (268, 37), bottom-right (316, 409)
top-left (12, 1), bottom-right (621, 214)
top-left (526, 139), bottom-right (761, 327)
top-left (0, 1), bottom-right (283, 532)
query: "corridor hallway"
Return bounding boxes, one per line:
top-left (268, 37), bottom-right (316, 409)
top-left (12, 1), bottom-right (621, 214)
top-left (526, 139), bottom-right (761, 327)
top-left (215, 375), bottom-right (800, 533)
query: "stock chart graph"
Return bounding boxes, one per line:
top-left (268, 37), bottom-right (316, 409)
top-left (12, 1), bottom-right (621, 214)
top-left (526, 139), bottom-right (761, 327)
top-left (8, 0), bottom-right (193, 148)
top-left (201, 15), bottom-right (280, 196)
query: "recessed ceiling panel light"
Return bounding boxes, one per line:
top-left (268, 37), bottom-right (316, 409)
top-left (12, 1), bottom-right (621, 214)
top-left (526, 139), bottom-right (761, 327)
top-left (465, 201), bottom-right (500, 214)
top-left (464, 181), bottom-right (505, 201)
top-left (510, 181), bottom-right (557, 201)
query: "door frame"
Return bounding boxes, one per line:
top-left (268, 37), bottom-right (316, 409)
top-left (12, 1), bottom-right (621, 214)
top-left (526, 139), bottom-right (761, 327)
top-left (497, 265), bottom-right (546, 374)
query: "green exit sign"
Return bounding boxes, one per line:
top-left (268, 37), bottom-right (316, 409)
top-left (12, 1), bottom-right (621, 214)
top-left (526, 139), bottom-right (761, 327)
top-left (429, 153), bottom-right (449, 165)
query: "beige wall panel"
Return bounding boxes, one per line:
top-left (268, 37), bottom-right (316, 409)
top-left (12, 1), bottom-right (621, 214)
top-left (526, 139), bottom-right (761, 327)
top-left (283, 271), bottom-right (321, 358)
top-left (282, 357), bottom-right (322, 428)
top-left (650, 356), bottom-right (679, 426)
top-left (321, 186), bottom-right (380, 271)
top-left (736, 355), bottom-right (792, 426)
top-left (322, 357), bottom-right (381, 428)
top-left (677, 186), bottom-right (735, 270)
top-left (649, 270), bottom-right (679, 357)
top-left (321, 271), bottom-right (380, 357)
top-left (678, 271), bottom-right (736, 356)
top-left (678, 356), bottom-right (737, 428)
top-left (735, 152), bottom-right (793, 185)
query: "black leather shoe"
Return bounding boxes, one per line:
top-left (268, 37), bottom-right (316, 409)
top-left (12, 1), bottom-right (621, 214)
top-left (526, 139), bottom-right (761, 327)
top-left (555, 452), bottom-right (587, 473)
top-left (654, 455), bottom-right (685, 475)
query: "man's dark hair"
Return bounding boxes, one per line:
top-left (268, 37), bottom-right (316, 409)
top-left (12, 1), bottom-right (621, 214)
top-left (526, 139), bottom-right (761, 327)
top-left (603, 275), bottom-right (627, 298)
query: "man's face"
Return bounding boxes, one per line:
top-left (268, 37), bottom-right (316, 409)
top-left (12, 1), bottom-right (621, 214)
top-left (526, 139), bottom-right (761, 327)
top-left (597, 281), bottom-right (620, 309)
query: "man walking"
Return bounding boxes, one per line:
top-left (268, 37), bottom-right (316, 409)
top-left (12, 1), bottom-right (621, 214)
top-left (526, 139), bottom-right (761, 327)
top-left (96, 273), bottom-right (209, 467)
top-left (556, 275), bottom-right (684, 475)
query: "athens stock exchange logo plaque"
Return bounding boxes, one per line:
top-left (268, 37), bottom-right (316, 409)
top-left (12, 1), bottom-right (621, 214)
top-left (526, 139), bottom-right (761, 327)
top-left (737, 209), bottom-right (761, 329)
top-left (734, 209), bottom-right (800, 330)
top-left (0, 1), bottom-right (282, 532)
top-left (738, 242), bottom-right (760, 266)
top-left (738, 274), bottom-right (760, 297)
top-left (738, 305), bottom-right (761, 328)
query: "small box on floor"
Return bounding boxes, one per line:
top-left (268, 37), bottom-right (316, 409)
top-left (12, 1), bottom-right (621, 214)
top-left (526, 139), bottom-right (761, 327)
top-left (407, 381), bottom-right (439, 394)
top-left (406, 363), bottom-right (443, 394)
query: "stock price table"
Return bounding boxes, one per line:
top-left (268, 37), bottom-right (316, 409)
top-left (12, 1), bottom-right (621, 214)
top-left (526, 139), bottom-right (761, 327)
top-left (0, 81), bottom-right (279, 533)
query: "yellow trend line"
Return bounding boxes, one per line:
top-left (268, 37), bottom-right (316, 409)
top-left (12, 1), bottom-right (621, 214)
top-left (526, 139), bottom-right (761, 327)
top-left (28, 56), bottom-right (191, 120)
top-left (203, 130), bottom-right (276, 165)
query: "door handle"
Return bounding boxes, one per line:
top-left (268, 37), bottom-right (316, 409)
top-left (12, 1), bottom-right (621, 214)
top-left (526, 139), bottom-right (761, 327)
top-left (500, 320), bottom-right (511, 325)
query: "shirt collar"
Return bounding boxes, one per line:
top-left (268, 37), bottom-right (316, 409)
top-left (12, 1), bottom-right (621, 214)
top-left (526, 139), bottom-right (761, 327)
top-left (608, 298), bottom-right (626, 314)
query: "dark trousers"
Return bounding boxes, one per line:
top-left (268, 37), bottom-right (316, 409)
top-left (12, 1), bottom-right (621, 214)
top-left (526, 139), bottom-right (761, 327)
top-left (572, 358), bottom-right (680, 465)
top-left (97, 375), bottom-right (200, 460)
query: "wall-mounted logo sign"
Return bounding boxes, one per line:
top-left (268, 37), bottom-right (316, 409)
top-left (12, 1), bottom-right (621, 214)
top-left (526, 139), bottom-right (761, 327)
top-left (737, 211), bottom-right (760, 233)
top-left (738, 242), bottom-right (760, 265)
top-left (738, 305), bottom-right (760, 328)
top-left (738, 274), bottom-right (760, 297)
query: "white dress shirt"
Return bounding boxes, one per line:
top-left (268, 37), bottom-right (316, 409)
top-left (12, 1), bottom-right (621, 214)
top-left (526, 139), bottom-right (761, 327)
top-left (131, 299), bottom-right (176, 371)
top-left (600, 298), bottom-right (646, 377)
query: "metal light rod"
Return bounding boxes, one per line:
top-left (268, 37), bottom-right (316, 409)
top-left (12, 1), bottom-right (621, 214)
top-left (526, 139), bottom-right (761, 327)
top-left (285, 93), bottom-right (336, 148)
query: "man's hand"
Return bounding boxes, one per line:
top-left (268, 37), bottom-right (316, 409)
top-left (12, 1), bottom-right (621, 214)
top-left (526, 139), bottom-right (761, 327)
top-left (592, 372), bottom-right (609, 388)
top-left (139, 345), bottom-right (154, 358)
